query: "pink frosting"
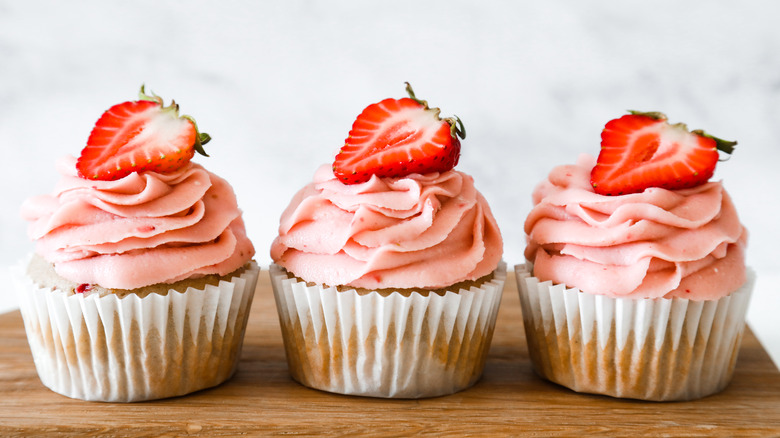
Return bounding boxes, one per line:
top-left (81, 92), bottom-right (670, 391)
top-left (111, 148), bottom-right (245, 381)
top-left (21, 156), bottom-right (255, 289)
top-left (271, 165), bottom-right (503, 289)
top-left (524, 154), bottom-right (747, 300)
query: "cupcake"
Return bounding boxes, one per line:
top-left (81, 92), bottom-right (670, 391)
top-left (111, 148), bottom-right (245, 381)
top-left (517, 111), bottom-right (752, 401)
top-left (15, 86), bottom-right (258, 402)
top-left (269, 83), bottom-right (505, 398)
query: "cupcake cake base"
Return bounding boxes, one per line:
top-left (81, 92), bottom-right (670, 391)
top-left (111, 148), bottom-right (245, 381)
top-left (269, 263), bottom-right (507, 399)
top-left (515, 263), bottom-right (754, 401)
top-left (14, 257), bottom-right (260, 402)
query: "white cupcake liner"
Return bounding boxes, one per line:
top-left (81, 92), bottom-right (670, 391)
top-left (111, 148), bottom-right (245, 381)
top-left (13, 259), bottom-right (259, 402)
top-left (515, 262), bottom-right (754, 401)
top-left (269, 262), bottom-right (506, 398)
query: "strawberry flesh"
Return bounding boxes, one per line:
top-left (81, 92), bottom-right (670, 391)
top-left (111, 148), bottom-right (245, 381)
top-left (76, 87), bottom-right (208, 181)
top-left (333, 86), bottom-right (463, 185)
top-left (590, 112), bottom-right (735, 195)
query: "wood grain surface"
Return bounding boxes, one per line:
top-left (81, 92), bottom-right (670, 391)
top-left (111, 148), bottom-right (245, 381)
top-left (1, 270), bottom-right (778, 437)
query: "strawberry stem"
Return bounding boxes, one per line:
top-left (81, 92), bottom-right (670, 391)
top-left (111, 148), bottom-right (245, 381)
top-left (194, 136), bottom-right (210, 156)
top-left (714, 138), bottom-right (737, 155)
top-left (404, 82), bottom-right (429, 109)
top-left (628, 110), bottom-right (667, 121)
top-left (445, 115), bottom-right (466, 139)
top-left (138, 84), bottom-right (163, 106)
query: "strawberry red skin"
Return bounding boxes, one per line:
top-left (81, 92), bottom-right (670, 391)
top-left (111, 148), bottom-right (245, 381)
top-left (333, 97), bottom-right (461, 184)
top-left (77, 99), bottom-right (200, 181)
top-left (591, 113), bottom-right (721, 196)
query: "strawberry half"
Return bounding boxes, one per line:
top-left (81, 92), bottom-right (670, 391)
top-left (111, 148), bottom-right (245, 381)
top-left (332, 82), bottom-right (465, 184)
top-left (76, 85), bottom-right (210, 181)
top-left (591, 111), bottom-right (736, 196)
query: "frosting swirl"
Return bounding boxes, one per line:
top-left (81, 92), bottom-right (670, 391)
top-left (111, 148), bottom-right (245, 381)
top-left (524, 154), bottom-right (747, 300)
top-left (271, 165), bottom-right (502, 289)
top-left (21, 156), bottom-right (254, 289)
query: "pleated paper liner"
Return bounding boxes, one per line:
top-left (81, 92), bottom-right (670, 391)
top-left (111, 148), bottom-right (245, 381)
top-left (515, 262), bottom-right (754, 401)
top-left (14, 260), bottom-right (260, 402)
top-left (269, 262), bottom-right (507, 398)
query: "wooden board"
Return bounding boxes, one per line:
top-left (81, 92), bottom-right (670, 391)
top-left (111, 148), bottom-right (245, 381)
top-left (1, 270), bottom-right (779, 436)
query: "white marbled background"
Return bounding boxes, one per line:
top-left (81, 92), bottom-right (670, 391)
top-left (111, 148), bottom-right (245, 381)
top-left (0, 1), bottom-right (778, 365)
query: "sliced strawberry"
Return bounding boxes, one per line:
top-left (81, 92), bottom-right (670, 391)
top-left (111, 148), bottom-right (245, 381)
top-left (333, 83), bottom-right (465, 184)
top-left (591, 111), bottom-right (736, 195)
top-left (76, 85), bottom-right (210, 181)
